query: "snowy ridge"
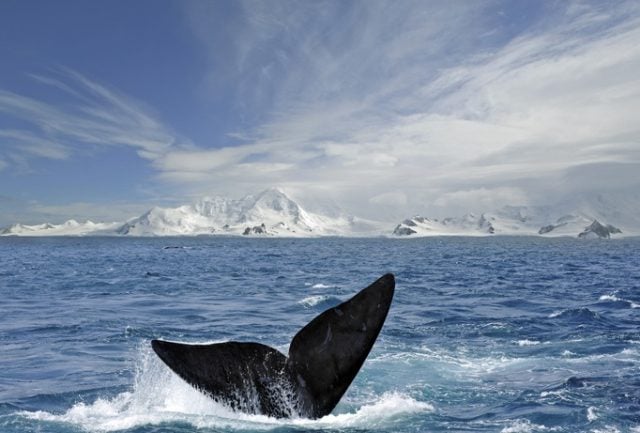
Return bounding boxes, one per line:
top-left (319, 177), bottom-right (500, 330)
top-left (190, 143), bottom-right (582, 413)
top-left (1, 220), bottom-right (120, 236)
top-left (392, 201), bottom-right (631, 238)
top-left (116, 188), bottom-right (380, 236)
top-left (2, 188), bottom-right (383, 237)
top-left (392, 206), bottom-right (547, 237)
top-left (2, 190), bottom-right (638, 238)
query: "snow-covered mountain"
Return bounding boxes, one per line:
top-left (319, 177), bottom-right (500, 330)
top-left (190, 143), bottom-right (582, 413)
top-left (392, 203), bottom-right (631, 238)
top-left (0, 220), bottom-right (120, 236)
top-left (392, 206), bottom-right (535, 237)
top-left (123, 188), bottom-right (381, 236)
top-left (2, 190), bottom-right (638, 238)
top-left (116, 188), bottom-right (366, 236)
top-left (1, 188), bottom-right (384, 237)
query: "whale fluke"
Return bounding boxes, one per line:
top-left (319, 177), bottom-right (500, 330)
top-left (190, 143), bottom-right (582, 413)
top-left (152, 273), bottom-right (395, 419)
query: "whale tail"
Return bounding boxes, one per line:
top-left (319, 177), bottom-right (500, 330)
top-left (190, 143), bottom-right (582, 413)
top-left (151, 273), bottom-right (395, 419)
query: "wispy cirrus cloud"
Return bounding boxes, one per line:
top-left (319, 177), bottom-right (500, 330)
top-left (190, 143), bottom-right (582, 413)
top-left (171, 0), bottom-right (640, 218)
top-left (0, 68), bottom-right (186, 170)
top-left (2, 1), bottom-right (639, 223)
top-left (0, 129), bottom-right (69, 160)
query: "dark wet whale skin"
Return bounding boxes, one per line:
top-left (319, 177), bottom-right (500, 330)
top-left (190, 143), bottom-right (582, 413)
top-left (152, 273), bottom-right (395, 419)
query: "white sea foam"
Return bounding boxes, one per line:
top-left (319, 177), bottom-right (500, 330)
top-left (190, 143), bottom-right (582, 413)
top-left (412, 346), bottom-right (521, 374)
top-left (500, 419), bottom-right (551, 432)
top-left (591, 426), bottom-right (621, 433)
top-left (378, 344), bottom-right (640, 386)
top-left (517, 339), bottom-right (541, 346)
top-left (299, 295), bottom-right (329, 307)
top-left (20, 346), bottom-right (432, 432)
top-left (311, 283), bottom-right (332, 289)
top-left (290, 392), bottom-right (434, 429)
top-left (620, 348), bottom-right (640, 357)
top-left (374, 347), bottom-right (541, 385)
top-left (587, 406), bottom-right (598, 422)
top-left (501, 420), bottom-right (532, 433)
top-left (599, 294), bottom-right (640, 308)
top-left (540, 389), bottom-right (565, 398)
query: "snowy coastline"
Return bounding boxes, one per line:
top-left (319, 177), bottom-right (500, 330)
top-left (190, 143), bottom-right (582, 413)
top-left (2, 188), bottom-right (635, 239)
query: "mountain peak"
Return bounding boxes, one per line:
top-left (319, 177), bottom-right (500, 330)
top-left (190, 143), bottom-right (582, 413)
top-left (101, 187), bottom-right (360, 236)
top-left (259, 186), bottom-right (288, 196)
top-left (241, 188), bottom-right (308, 228)
top-left (248, 187), bottom-right (295, 207)
top-left (251, 187), bottom-right (297, 208)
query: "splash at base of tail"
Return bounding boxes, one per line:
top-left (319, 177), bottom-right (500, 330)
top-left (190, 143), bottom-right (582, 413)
top-left (152, 273), bottom-right (395, 419)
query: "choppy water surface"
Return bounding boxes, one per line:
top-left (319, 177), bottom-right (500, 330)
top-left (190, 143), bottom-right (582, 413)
top-left (1, 236), bottom-right (639, 433)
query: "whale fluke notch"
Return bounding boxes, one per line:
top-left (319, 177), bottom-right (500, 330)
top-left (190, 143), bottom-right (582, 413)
top-left (151, 273), bottom-right (395, 419)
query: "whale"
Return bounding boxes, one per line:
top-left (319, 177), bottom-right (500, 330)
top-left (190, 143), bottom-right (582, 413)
top-left (151, 273), bottom-right (395, 419)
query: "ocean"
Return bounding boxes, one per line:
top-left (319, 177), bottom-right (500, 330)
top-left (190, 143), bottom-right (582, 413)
top-left (0, 236), bottom-right (639, 433)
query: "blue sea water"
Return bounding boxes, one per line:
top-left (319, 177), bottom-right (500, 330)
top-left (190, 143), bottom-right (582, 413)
top-left (0, 236), bottom-right (639, 433)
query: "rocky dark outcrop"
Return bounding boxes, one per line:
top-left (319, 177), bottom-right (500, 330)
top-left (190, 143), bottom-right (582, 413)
top-left (243, 223), bottom-right (268, 235)
top-left (578, 220), bottom-right (622, 239)
top-left (392, 225), bottom-right (417, 236)
top-left (402, 219), bottom-right (417, 227)
top-left (538, 224), bottom-right (555, 235)
top-left (477, 214), bottom-right (495, 234)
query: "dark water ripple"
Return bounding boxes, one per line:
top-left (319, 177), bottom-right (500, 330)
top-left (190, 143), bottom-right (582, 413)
top-left (1, 236), bottom-right (639, 432)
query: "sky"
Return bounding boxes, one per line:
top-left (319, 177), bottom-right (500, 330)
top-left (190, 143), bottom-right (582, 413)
top-left (1, 0), bottom-right (639, 225)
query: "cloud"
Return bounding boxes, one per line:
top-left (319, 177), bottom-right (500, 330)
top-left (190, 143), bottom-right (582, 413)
top-left (0, 130), bottom-right (69, 160)
top-left (28, 201), bottom-right (153, 223)
top-left (0, 68), bottom-right (186, 170)
top-left (174, 0), bottom-right (640, 218)
top-left (369, 191), bottom-right (408, 207)
top-left (433, 188), bottom-right (529, 216)
top-left (3, 2), bottom-right (640, 223)
top-left (0, 194), bottom-right (155, 226)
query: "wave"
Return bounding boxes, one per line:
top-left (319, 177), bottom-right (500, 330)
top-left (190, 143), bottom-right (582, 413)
top-left (298, 295), bottom-right (330, 307)
top-left (372, 345), bottom-right (640, 387)
top-left (298, 295), bottom-right (343, 308)
top-left (547, 307), bottom-right (603, 322)
top-left (499, 419), bottom-right (554, 432)
top-left (19, 346), bottom-right (433, 432)
top-left (587, 406), bottom-right (598, 422)
top-left (516, 339), bottom-right (541, 347)
top-left (290, 393), bottom-right (433, 429)
top-left (598, 294), bottom-right (640, 308)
